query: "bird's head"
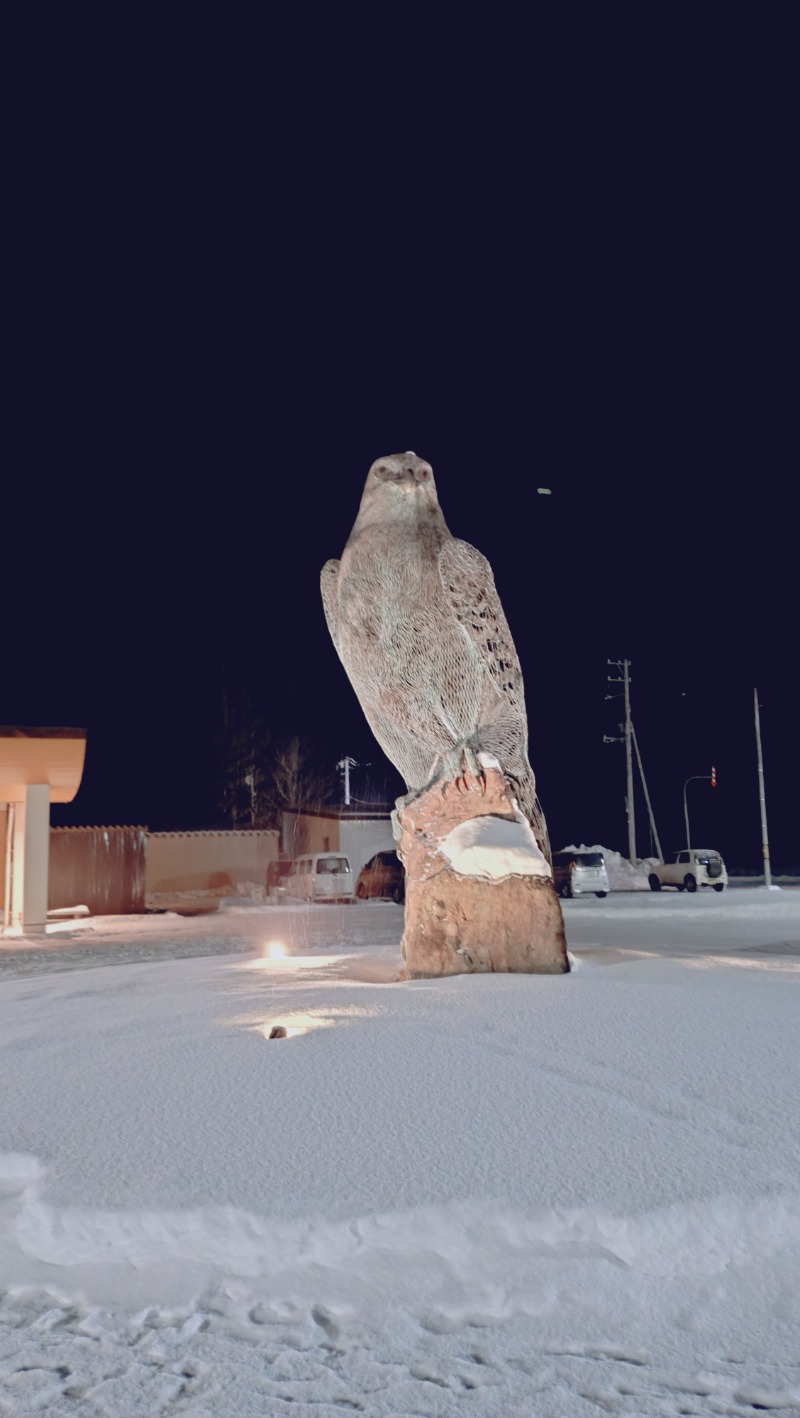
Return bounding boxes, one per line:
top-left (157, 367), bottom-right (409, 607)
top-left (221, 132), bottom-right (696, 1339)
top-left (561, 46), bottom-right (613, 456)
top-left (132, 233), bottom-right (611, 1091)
top-left (368, 451), bottom-right (435, 491)
top-left (348, 451), bottom-right (448, 543)
top-left (356, 450), bottom-right (443, 524)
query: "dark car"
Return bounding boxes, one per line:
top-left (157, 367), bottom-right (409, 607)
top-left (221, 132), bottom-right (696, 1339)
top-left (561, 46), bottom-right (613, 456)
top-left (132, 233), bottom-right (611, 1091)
top-left (266, 859), bottom-right (293, 898)
top-left (356, 851), bottom-right (405, 903)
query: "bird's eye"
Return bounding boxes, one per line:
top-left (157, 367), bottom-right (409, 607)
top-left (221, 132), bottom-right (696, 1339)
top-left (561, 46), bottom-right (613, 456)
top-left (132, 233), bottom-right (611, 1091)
top-left (421, 468), bottom-right (430, 478)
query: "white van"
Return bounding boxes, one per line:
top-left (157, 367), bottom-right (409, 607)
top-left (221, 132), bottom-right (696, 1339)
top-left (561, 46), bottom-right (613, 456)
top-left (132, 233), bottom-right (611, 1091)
top-left (286, 853), bottom-right (355, 903)
top-left (649, 849), bottom-right (728, 893)
top-left (552, 849), bottom-right (610, 899)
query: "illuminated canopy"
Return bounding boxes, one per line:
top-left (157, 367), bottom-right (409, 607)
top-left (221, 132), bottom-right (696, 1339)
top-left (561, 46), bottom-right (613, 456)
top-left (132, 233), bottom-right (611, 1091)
top-left (0, 726), bottom-right (87, 803)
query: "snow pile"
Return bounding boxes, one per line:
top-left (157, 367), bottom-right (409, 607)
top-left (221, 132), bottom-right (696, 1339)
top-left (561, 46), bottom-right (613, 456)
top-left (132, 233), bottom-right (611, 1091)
top-left (439, 812), bottom-right (550, 879)
top-left (6, 1154), bottom-right (800, 1292)
top-left (559, 842), bottom-right (657, 891)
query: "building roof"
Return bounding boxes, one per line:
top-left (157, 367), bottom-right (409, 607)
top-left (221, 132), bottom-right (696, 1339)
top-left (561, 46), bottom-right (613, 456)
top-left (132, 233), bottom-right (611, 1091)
top-left (0, 727), bottom-right (87, 803)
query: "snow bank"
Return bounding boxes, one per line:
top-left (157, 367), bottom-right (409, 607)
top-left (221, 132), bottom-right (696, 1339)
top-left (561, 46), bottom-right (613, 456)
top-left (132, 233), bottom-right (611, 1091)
top-left (6, 1153), bottom-right (800, 1289)
top-left (558, 842), bottom-right (657, 891)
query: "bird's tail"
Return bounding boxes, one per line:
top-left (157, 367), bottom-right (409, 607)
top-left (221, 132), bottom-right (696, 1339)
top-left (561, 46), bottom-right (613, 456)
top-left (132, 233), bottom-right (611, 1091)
top-left (528, 794), bottom-right (552, 867)
top-left (509, 773), bottom-right (552, 866)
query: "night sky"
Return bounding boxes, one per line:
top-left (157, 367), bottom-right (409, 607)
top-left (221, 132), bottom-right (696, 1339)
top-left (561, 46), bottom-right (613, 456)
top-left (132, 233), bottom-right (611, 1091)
top-left (5, 16), bottom-right (795, 870)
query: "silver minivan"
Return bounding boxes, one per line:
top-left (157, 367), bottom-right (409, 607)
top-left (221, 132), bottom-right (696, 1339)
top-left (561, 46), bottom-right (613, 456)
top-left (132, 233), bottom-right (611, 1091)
top-left (552, 849), bottom-right (610, 899)
top-left (286, 853), bottom-right (355, 903)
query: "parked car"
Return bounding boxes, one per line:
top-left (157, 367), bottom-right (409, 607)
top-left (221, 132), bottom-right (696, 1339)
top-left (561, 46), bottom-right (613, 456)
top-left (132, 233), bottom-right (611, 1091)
top-left (649, 849), bottom-right (727, 893)
top-left (356, 850), bottom-right (405, 903)
top-left (552, 849), bottom-right (610, 899)
top-left (266, 859), bottom-right (293, 899)
top-left (285, 853), bottom-right (355, 903)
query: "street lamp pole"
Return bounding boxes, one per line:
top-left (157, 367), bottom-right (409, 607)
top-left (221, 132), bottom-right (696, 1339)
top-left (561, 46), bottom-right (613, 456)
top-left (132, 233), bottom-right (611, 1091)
top-left (753, 688), bottom-right (772, 888)
top-left (683, 774), bottom-right (712, 850)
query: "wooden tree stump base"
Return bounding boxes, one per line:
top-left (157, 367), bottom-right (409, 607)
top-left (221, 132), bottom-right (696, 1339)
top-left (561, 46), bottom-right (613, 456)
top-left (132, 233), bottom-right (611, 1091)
top-left (395, 764), bottom-right (569, 978)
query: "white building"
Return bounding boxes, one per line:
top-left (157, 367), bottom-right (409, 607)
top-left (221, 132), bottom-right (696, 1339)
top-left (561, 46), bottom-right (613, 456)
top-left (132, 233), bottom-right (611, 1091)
top-left (281, 806), bottom-right (396, 881)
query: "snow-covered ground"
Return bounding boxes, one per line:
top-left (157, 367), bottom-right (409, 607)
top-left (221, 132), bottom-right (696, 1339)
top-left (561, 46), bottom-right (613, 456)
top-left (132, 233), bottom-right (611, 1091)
top-left (2, 890), bottom-right (800, 1417)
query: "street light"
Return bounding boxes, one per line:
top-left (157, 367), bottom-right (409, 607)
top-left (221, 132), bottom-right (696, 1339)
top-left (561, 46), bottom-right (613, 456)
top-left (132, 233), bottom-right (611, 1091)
top-left (683, 769), bottom-right (715, 850)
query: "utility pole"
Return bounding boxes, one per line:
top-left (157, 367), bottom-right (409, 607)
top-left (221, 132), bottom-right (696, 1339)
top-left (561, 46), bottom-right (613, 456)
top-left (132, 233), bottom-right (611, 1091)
top-left (337, 756), bottom-right (357, 806)
top-left (606, 659), bottom-right (636, 863)
top-left (754, 688), bottom-right (772, 888)
top-left (623, 659), bottom-right (635, 864)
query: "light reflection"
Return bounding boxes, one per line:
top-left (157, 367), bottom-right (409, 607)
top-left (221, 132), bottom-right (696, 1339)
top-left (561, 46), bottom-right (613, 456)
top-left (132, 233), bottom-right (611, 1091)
top-left (684, 954), bottom-right (800, 973)
top-left (245, 953), bottom-right (351, 971)
top-left (261, 1012), bottom-right (336, 1039)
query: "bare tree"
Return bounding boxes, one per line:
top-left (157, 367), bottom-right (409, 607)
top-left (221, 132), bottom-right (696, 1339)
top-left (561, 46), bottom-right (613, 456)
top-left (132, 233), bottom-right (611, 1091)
top-left (217, 694), bottom-right (335, 830)
top-left (263, 736), bottom-right (335, 822)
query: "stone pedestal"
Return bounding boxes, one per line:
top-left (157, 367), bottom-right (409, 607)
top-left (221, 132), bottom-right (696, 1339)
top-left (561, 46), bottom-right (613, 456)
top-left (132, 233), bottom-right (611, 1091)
top-left (396, 764), bottom-right (569, 978)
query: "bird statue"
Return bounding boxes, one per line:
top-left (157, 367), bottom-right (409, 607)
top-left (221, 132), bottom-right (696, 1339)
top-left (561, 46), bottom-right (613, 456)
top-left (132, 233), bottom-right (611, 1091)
top-left (321, 452), bottom-right (550, 858)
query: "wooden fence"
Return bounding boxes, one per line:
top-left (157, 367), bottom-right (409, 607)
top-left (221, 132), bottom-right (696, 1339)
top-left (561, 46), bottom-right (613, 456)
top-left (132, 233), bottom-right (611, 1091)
top-left (48, 826), bottom-right (147, 915)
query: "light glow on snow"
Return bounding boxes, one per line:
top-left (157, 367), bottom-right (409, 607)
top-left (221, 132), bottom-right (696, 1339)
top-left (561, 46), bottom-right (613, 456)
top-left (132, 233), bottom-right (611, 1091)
top-left (245, 952), bottom-right (351, 971)
top-left (261, 1012), bottom-right (334, 1039)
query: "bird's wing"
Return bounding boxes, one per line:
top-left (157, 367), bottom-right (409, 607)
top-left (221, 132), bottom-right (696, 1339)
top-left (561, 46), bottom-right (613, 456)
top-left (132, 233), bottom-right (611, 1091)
top-left (320, 559), bottom-right (342, 655)
top-left (438, 538), bottom-right (551, 858)
top-left (438, 538), bottom-right (525, 714)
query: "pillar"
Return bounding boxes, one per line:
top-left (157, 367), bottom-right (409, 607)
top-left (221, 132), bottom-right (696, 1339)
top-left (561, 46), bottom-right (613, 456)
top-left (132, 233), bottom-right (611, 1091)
top-left (10, 784), bottom-right (51, 935)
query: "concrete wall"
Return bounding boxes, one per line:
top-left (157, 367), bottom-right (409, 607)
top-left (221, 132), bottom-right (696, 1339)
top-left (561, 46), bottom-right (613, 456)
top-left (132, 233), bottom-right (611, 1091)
top-left (146, 830), bottom-right (279, 894)
top-left (281, 814), bottom-right (340, 859)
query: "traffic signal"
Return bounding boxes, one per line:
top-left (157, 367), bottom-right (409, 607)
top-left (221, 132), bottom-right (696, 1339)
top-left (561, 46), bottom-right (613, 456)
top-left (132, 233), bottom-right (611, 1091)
top-left (711, 765), bottom-right (717, 788)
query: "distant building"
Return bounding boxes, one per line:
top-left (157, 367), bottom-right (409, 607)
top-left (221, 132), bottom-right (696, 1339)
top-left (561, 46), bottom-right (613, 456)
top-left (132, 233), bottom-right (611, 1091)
top-left (281, 805), bottom-right (396, 881)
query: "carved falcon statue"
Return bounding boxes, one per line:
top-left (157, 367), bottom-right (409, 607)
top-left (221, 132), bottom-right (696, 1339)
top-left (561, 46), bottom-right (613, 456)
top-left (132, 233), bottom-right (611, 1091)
top-left (321, 451), bottom-right (549, 857)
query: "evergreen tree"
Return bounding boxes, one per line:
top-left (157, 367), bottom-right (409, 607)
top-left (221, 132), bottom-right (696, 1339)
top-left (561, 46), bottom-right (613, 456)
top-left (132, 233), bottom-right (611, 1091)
top-left (217, 695), bottom-right (335, 829)
top-left (217, 690), bottom-right (272, 828)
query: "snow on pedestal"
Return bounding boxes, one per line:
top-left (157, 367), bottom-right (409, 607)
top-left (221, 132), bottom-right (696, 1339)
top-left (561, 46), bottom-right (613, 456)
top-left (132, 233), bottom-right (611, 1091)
top-left (396, 761), bottom-right (569, 978)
